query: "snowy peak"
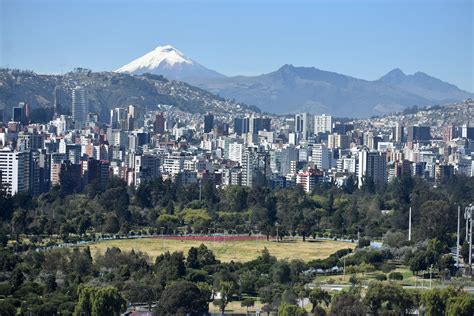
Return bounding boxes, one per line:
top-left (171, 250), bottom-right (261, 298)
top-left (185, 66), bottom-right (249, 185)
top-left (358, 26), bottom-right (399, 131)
top-left (115, 45), bottom-right (225, 80)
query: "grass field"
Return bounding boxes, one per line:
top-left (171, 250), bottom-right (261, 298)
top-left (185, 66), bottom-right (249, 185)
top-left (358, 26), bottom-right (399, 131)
top-left (82, 237), bottom-right (354, 262)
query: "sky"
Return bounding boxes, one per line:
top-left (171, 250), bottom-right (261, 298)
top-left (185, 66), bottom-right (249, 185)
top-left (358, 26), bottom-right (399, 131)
top-left (1, 0), bottom-right (473, 92)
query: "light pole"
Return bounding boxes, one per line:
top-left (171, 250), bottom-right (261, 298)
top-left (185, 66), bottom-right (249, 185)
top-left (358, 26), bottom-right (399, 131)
top-left (464, 204), bottom-right (474, 275)
top-left (429, 264), bottom-right (433, 289)
top-left (456, 204), bottom-right (461, 267)
top-left (408, 206), bottom-right (412, 242)
top-left (199, 179), bottom-right (202, 201)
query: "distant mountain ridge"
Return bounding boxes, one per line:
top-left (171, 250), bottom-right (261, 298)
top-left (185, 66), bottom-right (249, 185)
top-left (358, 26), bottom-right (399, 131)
top-left (190, 65), bottom-right (473, 117)
top-left (114, 45), bottom-right (472, 117)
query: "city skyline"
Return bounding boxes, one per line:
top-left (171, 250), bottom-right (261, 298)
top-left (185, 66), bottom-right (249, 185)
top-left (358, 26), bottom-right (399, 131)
top-left (1, 0), bottom-right (472, 92)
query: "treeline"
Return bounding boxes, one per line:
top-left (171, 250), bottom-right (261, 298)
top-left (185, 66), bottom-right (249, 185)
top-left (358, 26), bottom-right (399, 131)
top-left (1, 174), bottom-right (473, 248)
top-left (0, 243), bottom-right (473, 315)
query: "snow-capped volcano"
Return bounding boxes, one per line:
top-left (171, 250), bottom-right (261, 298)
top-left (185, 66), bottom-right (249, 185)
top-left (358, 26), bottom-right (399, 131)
top-left (115, 45), bottom-right (225, 80)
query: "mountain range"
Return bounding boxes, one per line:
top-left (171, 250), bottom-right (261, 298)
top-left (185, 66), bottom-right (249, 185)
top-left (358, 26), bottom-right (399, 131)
top-left (116, 45), bottom-right (473, 117)
top-left (0, 69), bottom-right (257, 122)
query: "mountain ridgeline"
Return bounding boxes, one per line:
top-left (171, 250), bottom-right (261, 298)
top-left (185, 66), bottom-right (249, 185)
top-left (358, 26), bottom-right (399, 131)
top-left (190, 65), bottom-right (473, 117)
top-left (114, 44), bottom-right (472, 117)
top-left (0, 69), bottom-right (258, 122)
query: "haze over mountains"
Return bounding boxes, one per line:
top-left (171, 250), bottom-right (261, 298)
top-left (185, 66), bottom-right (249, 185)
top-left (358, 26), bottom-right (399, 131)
top-left (116, 45), bottom-right (473, 117)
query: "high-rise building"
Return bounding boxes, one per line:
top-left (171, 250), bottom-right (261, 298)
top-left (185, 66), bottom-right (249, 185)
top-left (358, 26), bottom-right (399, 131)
top-left (249, 116), bottom-right (271, 134)
top-left (0, 147), bottom-right (30, 195)
top-left (204, 113), bottom-right (214, 133)
top-left (72, 86), bottom-right (87, 128)
top-left (54, 86), bottom-right (63, 117)
top-left (295, 113), bottom-right (314, 140)
top-left (328, 134), bottom-right (351, 149)
top-left (392, 123), bottom-right (404, 143)
top-left (12, 102), bottom-right (27, 125)
top-left (314, 114), bottom-right (332, 134)
top-left (234, 117), bottom-right (243, 135)
top-left (154, 112), bottom-right (165, 134)
top-left (407, 126), bottom-right (431, 143)
top-left (312, 144), bottom-right (331, 170)
top-left (229, 143), bottom-right (244, 164)
top-left (296, 168), bottom-right (322, 193)
top-left (461, 124), bottom-right (474, 140)
top-left (357, 148), bottom-right (387, 188)
top-left (442, 125), bottom-right (456, 142)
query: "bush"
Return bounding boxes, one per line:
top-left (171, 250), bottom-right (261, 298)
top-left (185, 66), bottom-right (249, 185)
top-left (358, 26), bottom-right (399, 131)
top-left (381, 263), bottom-right (396, 273)
top-left (388, 272), bottom-right (404, 281)
top-left (358, 238), bottom-right (371, 248)
top-left (374, 274), bottom-right (387, 281)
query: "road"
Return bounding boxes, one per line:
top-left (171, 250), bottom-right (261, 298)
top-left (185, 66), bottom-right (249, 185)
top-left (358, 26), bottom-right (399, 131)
top-left (313, 283), bottom-right (474, 293)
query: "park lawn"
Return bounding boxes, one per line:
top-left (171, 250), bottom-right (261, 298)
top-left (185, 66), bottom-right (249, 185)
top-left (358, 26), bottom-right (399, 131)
top-left (81, 237), bottom-right (354, 262)
top-left (208, 297), bottom-right (314, 314)
top-left (313, 266), bottom-right (447, 288)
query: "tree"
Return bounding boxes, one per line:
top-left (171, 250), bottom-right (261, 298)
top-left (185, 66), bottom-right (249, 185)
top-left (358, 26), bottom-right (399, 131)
top-left (446, 293), bottom-right (474, 316)
top-left (277, 304), bottom-right (307, 316)
top-left (154, 281), bottom-right (208, 316)
top-left (11, 208), bottom-right (27, 238)
top-left (74, 285), bottom-right (125, 316)
top-left (364, 282), bottom-right (415, 316)
top-left (241, 298), bottom-right (255, 315)
top-left (9, 267), bottom-right (24, 292)
top-left (421, 287), bottom-right (460, 316)
top-left (329, 292), bottom-right (366, 316)
top-left (103, 214), bottom-right (120, 234)
top-left (213, 280), bottom-right (235, 315)
top-left (271, 261), bottom-right (291, 284)
top-left (309, 288), bottom-right (331, 313)
top-left (417, 200), bottom-right (453, 243)
top-left (91, 286), bottom-right (126, 316)
top-left (155, 251), bottom-right (186, 285)
top-left (44, 274), bottom-right (57, 293)
top-left (0, 300), bottom-right (16, 316)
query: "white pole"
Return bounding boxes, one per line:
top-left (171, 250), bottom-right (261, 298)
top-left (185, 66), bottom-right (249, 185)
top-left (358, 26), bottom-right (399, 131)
top-left (408, 207), bottom-right (412, 242)
top-left (469, 210), bottom-right (473, 274)
top-left (429, 265), bottom-right (433, 289)
top-left (457, 205), bottom-right (460, 267)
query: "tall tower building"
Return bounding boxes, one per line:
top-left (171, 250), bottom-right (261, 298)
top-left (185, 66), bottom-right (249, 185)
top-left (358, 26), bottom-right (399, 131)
top-left (72, 86), bottom-right (87, 128)
top-left (154, 112), bottom-right (165, 134)
top-left (54, 86), bottom-right (63, 117)
top-left (295, 113), bottom-right (314, 140)
top-left (12, 102), bottom-right (27, 125)
top-left (204, 113), bottom-right (214, 133)
top-left (392, 123), bottom-right (404, 143)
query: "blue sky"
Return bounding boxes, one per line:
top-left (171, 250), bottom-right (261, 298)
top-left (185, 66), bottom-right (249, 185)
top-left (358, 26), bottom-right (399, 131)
top-left (1, 0), bottom-right (472, 91)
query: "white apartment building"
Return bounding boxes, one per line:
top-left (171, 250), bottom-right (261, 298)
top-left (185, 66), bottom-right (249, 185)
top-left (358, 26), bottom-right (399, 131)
top-left (314, 114), bottom-right (332, 134)
top-left (0, 147), bottom-right (29, 195)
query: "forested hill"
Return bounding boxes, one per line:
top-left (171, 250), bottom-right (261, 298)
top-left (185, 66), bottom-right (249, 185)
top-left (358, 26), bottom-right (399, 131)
top-left (0, 69), bottom-right (259, 122)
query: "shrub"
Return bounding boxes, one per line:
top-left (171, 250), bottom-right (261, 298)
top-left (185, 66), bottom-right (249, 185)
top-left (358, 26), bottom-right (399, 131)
top-left (381, 263), bottom-right (396, 273)
top-left (388, 272), bottom-right (404, 281)
top-left (358, 238), bottom-right (371, 248)
top-left (374, 274), bottom-right (387, 281)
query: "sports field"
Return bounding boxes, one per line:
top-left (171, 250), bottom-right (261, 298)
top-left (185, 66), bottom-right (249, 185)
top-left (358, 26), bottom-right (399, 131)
top-left (83, 236), bottom-right (354, 262)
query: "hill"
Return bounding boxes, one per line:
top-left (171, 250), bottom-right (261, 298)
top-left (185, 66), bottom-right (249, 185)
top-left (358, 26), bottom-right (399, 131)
top-left (0, 69), bottom-right (257, 122)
